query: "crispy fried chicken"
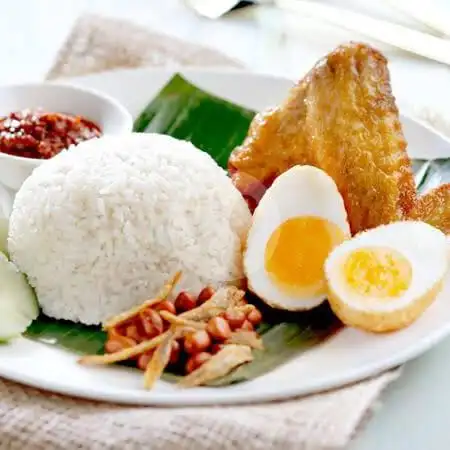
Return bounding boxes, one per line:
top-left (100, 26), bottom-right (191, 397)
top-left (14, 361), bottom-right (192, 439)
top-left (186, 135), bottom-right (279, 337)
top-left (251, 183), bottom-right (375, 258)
top-left (228, 43), bottom-right (416, 235)
top-left (409, 184), bottom-right (450, 234)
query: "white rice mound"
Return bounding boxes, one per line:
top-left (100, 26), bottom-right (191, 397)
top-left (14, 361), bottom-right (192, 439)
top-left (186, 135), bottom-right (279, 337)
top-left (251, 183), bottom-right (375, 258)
top-left (8, 133), bottom-right (251, 325)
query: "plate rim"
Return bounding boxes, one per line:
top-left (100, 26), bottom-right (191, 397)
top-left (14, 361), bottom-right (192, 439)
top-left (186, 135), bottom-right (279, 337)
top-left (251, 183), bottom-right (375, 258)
top-left (1, 66), bottom-right (450, 406)
top-left (58, 65), bottom-right (450, 152)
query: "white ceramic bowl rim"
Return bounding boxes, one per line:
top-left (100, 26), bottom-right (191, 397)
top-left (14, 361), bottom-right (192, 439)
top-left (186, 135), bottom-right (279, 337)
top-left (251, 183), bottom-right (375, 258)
top-left (0, 81), bottom-right (133, 165)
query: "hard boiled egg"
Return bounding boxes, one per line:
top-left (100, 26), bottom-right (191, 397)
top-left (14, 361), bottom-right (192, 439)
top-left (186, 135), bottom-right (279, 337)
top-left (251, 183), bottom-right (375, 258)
top-left (244, 165), bottom-right (351, 310)
top-left (325, 221), bottom-right (449, 332)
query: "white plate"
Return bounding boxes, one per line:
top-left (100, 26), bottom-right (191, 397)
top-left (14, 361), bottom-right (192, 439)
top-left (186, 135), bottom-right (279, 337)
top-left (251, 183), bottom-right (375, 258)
top-left (1, 68), bottom-right (450, 406)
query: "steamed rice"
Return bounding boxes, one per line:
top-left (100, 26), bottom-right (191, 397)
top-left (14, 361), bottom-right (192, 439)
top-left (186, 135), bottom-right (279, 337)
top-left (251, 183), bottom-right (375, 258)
top-left (8, 133), bottom-right (251, 325)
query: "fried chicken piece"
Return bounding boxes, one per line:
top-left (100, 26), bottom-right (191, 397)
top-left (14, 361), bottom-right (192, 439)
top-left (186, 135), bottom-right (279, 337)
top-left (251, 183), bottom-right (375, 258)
top-left (228, 43), bottom-right (416, 234)
top-left (409, 184), bottom-right (450, 234)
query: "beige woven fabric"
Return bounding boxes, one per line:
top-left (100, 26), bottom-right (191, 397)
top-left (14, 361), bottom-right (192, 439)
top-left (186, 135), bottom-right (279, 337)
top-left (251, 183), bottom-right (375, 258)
top-left (0, 371), bottom-right (399, 450)
top-left (46, 14), bottom-right (242, 80)
top-left (0, 13), bottom-right (417, 450)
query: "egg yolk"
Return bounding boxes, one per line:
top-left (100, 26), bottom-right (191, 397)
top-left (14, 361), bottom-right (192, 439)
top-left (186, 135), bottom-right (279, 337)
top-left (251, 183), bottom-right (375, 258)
top-left (265, 216), bottom-right (346, 296)
top-left (343, 247), bottom-right (412, 299)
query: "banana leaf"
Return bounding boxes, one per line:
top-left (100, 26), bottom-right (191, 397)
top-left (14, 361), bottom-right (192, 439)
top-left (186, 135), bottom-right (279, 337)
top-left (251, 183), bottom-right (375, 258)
top-left (208, 299), bottom-right (340, 386)
top-left (133, 74), bottom-right (255, 169)
top-left (22, 74), bottom-right (450, 385)
top-left (413, 158), bottom-right (450, 193)
top-left (26, 316), bottom-right (106, 355)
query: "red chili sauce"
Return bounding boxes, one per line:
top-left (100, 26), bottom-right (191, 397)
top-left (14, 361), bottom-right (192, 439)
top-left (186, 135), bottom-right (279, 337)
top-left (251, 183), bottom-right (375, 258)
top-left (0, 109), bottom-right (102, 159)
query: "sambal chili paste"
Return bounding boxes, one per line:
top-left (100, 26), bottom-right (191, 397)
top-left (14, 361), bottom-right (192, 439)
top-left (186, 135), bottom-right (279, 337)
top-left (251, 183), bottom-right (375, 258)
top-left (0, 109), bottom-right (102, 159)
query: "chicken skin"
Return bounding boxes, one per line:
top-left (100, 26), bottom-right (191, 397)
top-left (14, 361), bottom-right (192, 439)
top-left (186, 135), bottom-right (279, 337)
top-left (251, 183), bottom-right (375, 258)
top-left (409, 184), bottom-right (450, 234)
top-left (228, 43), bottom-right (416, 235)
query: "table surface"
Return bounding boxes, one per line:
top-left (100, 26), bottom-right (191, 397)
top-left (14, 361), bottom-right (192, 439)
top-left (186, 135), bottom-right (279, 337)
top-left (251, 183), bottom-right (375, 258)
top-left (4, 1), bottom-right (450, 448)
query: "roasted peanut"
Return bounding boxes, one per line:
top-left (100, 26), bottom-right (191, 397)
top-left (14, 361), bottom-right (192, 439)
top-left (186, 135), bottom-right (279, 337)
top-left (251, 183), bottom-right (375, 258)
top-left (104, 340), bottom-right (123, 354)
top-left (185, 352), bottom-right (212, 374)
top-left (239, 320), bottom-right (254, 332)
top-left (247, 308), bottom-right (263, 326)
top-left (137, 351), bottom-right (154, 371)
top-left (183, 330), bottom-right (211, 354)
top-left (223, 310), bottom-right (246, 330)
top-left (197, 286), bottom-right (215, 304)
top-left (155, 300), bottom-right (177, 315)
top-left (175, 291), bottom-right (197, 312)
top-left (170, 340), bottom-right (181, 365)
top-left (108, 334), bottom-right (136, 351)
top-left (206, 316), bottom-right (232, 341)
top-left (125, 324), bottom-right (142, 342)
top-left (111, 324), bottom-right (127, 337)
top-left (140, 309), bottom-right (164, 337)
top-left (105, 335), bottom-right (136, 353)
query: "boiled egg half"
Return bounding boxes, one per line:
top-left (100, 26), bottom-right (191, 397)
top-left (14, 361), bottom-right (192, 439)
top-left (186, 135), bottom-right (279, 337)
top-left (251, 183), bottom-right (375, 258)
top-left (325, 221), bottom-right (449, 332)
top-left (244, 165), bottom-right (351, 310)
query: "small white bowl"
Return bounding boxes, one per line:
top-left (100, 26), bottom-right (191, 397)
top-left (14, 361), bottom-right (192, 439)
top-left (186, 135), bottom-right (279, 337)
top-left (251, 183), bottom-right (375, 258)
top-left (0, 82), bottom-right (133, 191)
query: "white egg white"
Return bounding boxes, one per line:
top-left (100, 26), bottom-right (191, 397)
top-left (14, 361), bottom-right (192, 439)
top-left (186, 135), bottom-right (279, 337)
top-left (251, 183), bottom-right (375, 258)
top-left (244, 165), bottom-right (351, 310)
top-left (325, 221), bottom-right (449, 313)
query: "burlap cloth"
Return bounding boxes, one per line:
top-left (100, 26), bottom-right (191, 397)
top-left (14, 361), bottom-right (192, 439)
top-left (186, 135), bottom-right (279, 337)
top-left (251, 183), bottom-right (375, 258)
top-left (3, 13), bottom-right (446, 450)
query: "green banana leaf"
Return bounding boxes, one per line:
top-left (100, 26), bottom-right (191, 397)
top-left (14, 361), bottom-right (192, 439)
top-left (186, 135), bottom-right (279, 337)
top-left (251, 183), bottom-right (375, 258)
top-left (133, 74), bottom-right (255, 169)
top-left (413, 158), bottom-right (450, 193)
top-left (22, 74), bottom-right (450, 385)
top-left (209, 299), bottom-right (340, 386)
top-left (26, 315), bottom-right (106, 355)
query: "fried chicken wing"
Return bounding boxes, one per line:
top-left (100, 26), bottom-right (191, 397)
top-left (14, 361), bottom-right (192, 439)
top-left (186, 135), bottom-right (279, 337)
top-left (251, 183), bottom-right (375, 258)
top-left (409, 184), bottom-right (450, 234)
top-left (228, 43), bottom-right (416, 234)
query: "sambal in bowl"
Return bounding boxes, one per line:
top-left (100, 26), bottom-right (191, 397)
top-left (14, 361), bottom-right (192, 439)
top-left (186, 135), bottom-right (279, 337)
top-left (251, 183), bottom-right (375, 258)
top-left (0, 82), bottom-right (133, 190)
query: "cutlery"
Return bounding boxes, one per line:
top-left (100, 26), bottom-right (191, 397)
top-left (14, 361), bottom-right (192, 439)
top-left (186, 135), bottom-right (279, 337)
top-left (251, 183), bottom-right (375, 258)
top-left (275, 0), bottom-right (450, 65)
top-left (185, 0), bottom-right (450, 66)
top-left (184, 0), bottom-right (263, 19)
top-left (383, 0), bottom-right (450, 37)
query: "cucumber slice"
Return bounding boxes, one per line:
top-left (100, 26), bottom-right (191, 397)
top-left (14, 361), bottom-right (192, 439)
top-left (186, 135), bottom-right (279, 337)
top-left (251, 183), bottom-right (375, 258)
top-left (0, 252), bottom-right (38, 341)
top-left (0, 218), bottom-right (9, 257)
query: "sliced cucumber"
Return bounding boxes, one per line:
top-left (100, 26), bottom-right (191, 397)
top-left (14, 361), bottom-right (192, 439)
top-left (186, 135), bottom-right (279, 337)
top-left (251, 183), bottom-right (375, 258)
top-left (0, 218), bottom-right (8, 257)
top-left (0, 252), bottom-right (38, 341)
